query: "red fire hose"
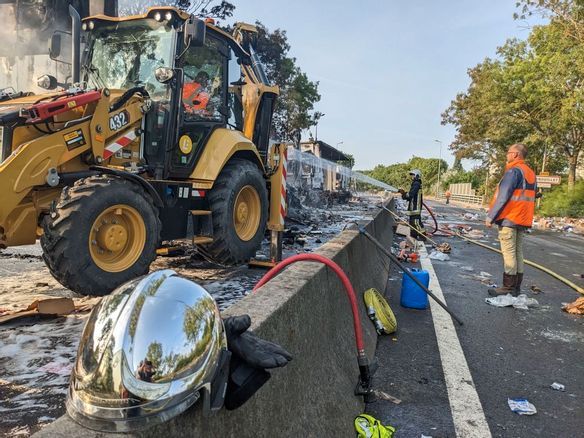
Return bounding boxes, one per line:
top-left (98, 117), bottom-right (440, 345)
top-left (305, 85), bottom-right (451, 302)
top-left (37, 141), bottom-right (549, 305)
top-left (253, 253), bottom-right (365, 354)
top-left (253, 253), bottom-right (373, 399)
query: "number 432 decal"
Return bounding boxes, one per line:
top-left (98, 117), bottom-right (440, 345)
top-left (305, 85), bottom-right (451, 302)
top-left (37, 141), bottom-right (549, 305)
top-left (109, 110), bottom-right (129, 131)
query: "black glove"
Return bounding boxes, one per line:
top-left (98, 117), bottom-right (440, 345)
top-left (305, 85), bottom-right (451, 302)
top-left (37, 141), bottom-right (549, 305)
top-left (223, 315), bottom-right (292, 369)
top-left (222, 315), bottom-right (292, 410)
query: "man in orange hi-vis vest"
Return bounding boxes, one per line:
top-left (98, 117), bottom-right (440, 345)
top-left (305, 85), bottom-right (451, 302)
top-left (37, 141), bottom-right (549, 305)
top-left (486, 144), bottom-right (537, 296)
top-left (182, 71), bottom-right (210, 115)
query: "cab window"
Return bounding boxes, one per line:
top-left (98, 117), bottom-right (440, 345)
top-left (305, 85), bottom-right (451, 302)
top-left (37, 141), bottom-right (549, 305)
top-left (228, 49), bottom-right (244, 130)
top-left (181, 36), bottom-right (226, 122)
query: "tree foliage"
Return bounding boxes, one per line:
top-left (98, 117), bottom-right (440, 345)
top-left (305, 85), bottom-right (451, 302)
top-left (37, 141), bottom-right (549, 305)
top-left (367, 156), bottom-right (448, 190)
top-left (443, 169), bottom-right (484, 191)
top-left (253, 22), bottom-right (321, 141)
top-left (539, 180), bottom-right (584, 216)
top-left (515, 0), bottom-right (584, 43)
top-left (442, 20), bottom-right (584, 190)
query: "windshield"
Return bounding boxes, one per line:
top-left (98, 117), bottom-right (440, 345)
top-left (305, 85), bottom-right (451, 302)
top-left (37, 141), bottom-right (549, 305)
top-left (85, 19), bottom-right (176, 97)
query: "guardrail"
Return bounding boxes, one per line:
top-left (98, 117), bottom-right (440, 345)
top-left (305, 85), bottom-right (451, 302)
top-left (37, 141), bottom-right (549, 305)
top-left (436, 193), bottom-right (485, 206)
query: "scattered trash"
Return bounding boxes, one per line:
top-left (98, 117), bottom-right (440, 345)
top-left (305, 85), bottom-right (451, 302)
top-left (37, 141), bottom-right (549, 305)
top-left (373, 389), bottom-right (402, 404)
top-left (354, 414), bottom-right (396, 438)
top-left (466, 229), bottom-right (485, 239)
top-left (0, 298), bottom-right (75, 324)
top-left (397, 249), bottom-right (419, 263)
top-left (479, 271), bottom-right (492, 278)
top-left (461, 265), bottom-right (474, 272)
top-left (421, 435), bottom-right (433, 438)
top-left (530, 285), bottom-right (542, 294)
top-left (562, 297), bottom-right (584, 315)
top-left (508, 398), bottom-right (537, 415)
top-left (396, 224), bottom-right (410, 236)
top-left (485, 294), bottom-right (539, 310)
top-left (429, 250), bottom-right (450, 261)
top-left (463, 213), bottom-right (480, 221)
top-left (550, 382), bottom-right (565, 391)
top-left (35, 282), bottom-right (50, 288)
top-left (435, 242), bottom-right (451, 253)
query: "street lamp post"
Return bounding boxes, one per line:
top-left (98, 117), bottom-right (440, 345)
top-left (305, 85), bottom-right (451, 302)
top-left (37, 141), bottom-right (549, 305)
top-left (434, 139), bottom-right (443, 196)
top-left (336, 141), bottom-right (343, 149)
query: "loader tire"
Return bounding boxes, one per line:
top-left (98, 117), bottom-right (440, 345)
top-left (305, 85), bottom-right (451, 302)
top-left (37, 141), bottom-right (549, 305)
top-left (40, 175), bottom-right (161, 296)
top-left (206, 159), bottom-right (268, 264)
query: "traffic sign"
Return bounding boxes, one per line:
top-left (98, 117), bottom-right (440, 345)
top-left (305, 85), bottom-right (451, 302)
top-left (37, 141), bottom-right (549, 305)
top-left (536, 175), bottom-right (561, 185)
top-left (538, 182), bottom-right (552, 188)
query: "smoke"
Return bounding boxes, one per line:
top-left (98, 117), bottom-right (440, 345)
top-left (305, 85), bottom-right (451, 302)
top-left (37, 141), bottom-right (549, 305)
top-left (0, 3), bottom-right (70, 92)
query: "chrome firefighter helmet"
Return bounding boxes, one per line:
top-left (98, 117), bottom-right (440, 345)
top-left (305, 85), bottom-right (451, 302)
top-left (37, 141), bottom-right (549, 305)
top-left (67, 270), bottom-right (229, 432)
top-left (409, 169), bottom-right (422, 179)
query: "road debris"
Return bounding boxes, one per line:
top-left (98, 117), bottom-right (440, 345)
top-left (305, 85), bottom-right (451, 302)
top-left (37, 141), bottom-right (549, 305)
top-left (434, 242), bottom-right (451, 253)
top-left (485, 294), bottom-right (539, 310)
top-left (550, 382), bottom-right (565, 391)
top-left (508, 398), bottom-right (537, 415)
top-left (0, 298), bottom-right (75, 324)
top-left (530, 285), bottom-right (543, 294)
top-left (429, 250), bottom-right (450, 261)
top-left (373, 390), bottom-right (402, 404)
top-left (562, 297), bottom-right (584, 315)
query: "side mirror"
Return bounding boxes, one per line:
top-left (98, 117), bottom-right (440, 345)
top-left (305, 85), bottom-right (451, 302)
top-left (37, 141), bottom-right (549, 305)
top-left (155, 67), bottom-right (175, 83)
top-left (49, 31), bottom-right (72, 64)
top-left (184, 16), bottom-right (206, 47)
top-left (37, 75), bottom-right (58, 90)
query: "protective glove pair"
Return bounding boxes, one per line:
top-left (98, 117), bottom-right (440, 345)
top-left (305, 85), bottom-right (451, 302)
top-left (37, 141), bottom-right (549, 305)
top-left (222, 315), bottom-right (292, 410)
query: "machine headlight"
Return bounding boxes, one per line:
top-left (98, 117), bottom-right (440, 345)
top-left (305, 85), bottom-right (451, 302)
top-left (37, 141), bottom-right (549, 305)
top-left (164, 11), bottom-right (173, 21)
top-left (153, 12), bottom-right (162, 21)
top-left (88, 21), bottom-right (95, 30)
top-left (82, 22), bottom-right (87, 31)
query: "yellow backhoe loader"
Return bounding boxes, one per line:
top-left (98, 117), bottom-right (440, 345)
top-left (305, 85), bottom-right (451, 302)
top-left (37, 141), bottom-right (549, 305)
top-left (0, 6), bottom-right (286, 296)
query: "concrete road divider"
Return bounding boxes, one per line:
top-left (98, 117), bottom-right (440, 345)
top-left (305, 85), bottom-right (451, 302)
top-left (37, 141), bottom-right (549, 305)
top-left (34, 200), bottom-right (395, 438)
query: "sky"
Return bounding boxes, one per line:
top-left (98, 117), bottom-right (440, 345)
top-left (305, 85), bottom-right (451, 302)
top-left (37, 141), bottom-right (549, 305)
top-left (228, 0), bottom-right (541, 170)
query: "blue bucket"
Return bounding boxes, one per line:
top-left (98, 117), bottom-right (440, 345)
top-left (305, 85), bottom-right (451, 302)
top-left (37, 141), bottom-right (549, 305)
top-left (400, 269), bottom-right (430, 309)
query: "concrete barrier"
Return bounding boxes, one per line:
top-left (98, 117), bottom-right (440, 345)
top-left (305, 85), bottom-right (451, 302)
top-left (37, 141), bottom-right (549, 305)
top-left (35, 200), bottom-right (395, 438)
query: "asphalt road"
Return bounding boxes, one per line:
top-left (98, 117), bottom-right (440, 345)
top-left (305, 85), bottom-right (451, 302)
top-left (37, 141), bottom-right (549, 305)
top-left (368, 201), bottom-right (584, 438)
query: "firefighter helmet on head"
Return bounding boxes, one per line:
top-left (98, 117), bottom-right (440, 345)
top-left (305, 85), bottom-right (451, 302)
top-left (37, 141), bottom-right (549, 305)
top-left (409, 169), bottom-right (422, 179)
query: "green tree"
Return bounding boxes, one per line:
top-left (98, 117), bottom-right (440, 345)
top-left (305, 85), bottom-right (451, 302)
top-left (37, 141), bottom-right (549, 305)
top-left (367, 156), bottom-right (448, 190)
top-left (253, 22), bottom-right (321, 141)
top-left (516, 0), bottom-right (584, 43)
top-left (442, 21), bottom-right (584, 190)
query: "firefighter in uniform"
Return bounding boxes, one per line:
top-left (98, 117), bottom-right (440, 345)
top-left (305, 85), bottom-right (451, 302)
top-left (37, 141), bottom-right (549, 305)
top-left (486, 143), bottom-right (537, 296)
top-left (399, 169), bottom-right (426, 241)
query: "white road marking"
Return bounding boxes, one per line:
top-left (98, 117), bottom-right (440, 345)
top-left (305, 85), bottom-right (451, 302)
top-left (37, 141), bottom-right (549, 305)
top-left (418, 244), bottom-right (492, 438)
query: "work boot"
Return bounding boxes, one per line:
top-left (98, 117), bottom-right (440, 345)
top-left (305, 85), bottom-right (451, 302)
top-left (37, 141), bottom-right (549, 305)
top-left (513, 273), bottom-right (524, 297)
top-left (488, 273), bottom-right (517, 296)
